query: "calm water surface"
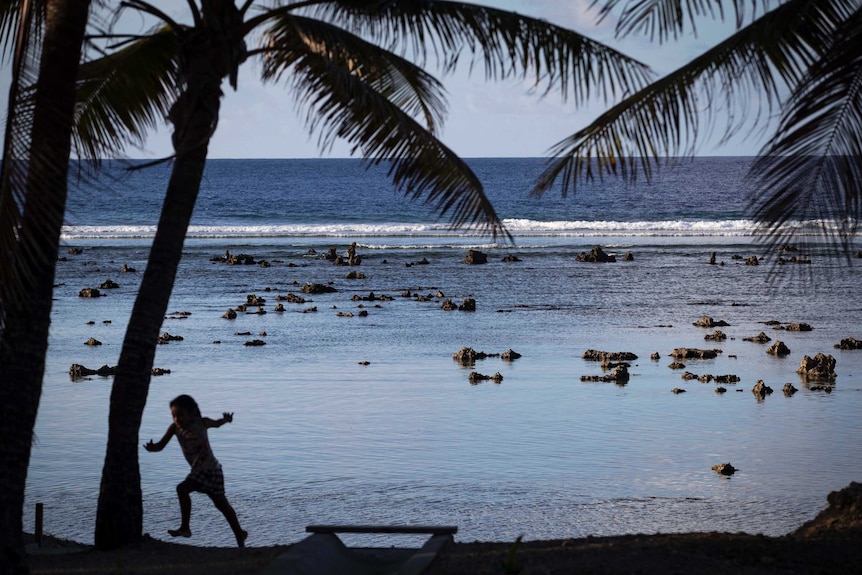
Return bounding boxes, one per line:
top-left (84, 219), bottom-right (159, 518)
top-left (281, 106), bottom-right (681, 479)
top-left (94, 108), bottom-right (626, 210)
top-left (22, 158), bottom-right (862, 547)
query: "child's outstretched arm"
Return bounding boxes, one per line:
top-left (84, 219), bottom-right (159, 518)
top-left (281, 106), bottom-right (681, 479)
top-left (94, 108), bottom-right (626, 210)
top-left (144, 423), bottom-right (176, 452)
top-left (204, 412), bottom-right (234, 429)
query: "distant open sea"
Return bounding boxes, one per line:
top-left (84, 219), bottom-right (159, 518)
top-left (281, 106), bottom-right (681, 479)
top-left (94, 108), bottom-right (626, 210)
top-left (25, 157), bottom-right (862, 548)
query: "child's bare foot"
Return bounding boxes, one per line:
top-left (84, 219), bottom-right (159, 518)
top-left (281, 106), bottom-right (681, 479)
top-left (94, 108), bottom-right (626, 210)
top-left (236, 530), bottom-right (248, 548)
top-left (168, 528), bottom-right (191, 538)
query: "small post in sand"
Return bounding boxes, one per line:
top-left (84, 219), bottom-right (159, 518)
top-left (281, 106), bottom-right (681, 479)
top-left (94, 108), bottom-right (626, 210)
top-left (35, 503), bottom-right (44, 547)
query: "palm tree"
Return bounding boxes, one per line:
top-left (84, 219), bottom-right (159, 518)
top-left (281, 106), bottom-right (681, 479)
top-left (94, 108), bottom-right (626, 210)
top-left (0, 1), bottom-right (92, 573)
top-left (80, 0), bottom-right (655, 549)
top-left (532, 0), bottom-right (862, 253)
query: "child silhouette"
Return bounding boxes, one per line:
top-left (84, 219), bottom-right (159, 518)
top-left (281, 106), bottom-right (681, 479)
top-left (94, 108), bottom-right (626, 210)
top-left (144, 394), bottom-right (247, 547)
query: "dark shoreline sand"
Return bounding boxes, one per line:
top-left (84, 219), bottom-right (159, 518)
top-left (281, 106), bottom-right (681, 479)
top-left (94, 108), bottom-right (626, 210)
top-left (24, 482), bottom-right (862, 574)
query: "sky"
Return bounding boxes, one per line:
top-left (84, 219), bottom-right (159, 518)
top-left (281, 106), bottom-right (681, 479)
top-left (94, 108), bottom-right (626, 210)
top-left (2, 0), bottom-right (770, 159)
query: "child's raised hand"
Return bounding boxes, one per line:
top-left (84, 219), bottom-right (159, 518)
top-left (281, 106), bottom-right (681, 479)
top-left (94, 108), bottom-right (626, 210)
top-left (222, 412), bottom-right (234, 423)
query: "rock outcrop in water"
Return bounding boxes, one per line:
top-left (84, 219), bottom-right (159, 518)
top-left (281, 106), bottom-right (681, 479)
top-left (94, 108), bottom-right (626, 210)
top-left (766, 341), bottom-right (791, 356)
top-left (69, 364), bottom-right (116, 378)
top-left (351, 291), bottom-right (392, 302)
top-left (797, 353), bottom-right (836, 381)
top-left (669, 348), bottom-right (721, 360)
top-left (776, 322), bottom-right (813, 331)
top-left (454, 347), bottom-right (520, 367)
top-left (712, 462), bottom-right (736, 475)
top-left (743, 331), bottom-right (771, 343)
top-left (582, 350), bottom-right (638, 363)
top-left (468, 371), bottom-right (503, 384)
top-left (441, 297), bottom-right (476, 311)
top-left (245, 294), bottom-right (266, 306)
top-left (69, 364), bottom-right (170, 379)
top-left (794, 481), bottom-right (862, 537)
top-left (835, 337), bottom-right (862, 350)
top-left (453, 347), bottom-right (497, 364)
top-left (752, 379), bottom-right (774, 399)
top-left (693, 316), bottom-right (730, 328)
top-left (581, 364), bottom-right (630, 383)
top-left (576, 246), bottom-right (616, 262)
top-left (501, 349), bottom-right (521, 361)
top-left (212, 252), bottom-right (257, 265)
top-left (689, 373), bottom-right (740, 384)
top-left (463, 250), bottom-right (487, 264)
top-left (300, 282), bottom-right (337, 294)
top-left (157, 332), bottom-right (184, 344)
top-left (276, 293), bottom-right (308, 304)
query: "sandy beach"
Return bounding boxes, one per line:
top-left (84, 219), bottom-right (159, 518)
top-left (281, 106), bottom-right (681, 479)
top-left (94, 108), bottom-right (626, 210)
top-left (23, 482), bottom-right (862, 574)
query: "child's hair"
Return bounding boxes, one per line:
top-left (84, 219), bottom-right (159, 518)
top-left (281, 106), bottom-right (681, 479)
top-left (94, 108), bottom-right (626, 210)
top-left (170, 394), bottom-right (201, 419)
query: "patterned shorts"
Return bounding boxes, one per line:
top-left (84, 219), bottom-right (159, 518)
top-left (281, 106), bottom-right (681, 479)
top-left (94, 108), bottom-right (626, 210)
top-left (187, 463), bottom-right (225, 497)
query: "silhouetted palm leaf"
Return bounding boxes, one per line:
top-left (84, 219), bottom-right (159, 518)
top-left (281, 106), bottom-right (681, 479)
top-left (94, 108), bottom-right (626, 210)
top-left (593, 0), bottom-right (775, 42)
top-left (259, 11), bottom-right (505, 237)
top-left (306, 0), bottom-right (653, 103)
top-left (74, 26), bottom-right (180, 160)
top-left (0, 1), bottom-right (44, 332)
top-left (751, 7), bottom-right (862, 252)
top-left (245, 0), bottom-right (656, 238)
top-left (531, 0), bottom-right (851, 197)
top-left (0, 0), bottom-right (44, 55)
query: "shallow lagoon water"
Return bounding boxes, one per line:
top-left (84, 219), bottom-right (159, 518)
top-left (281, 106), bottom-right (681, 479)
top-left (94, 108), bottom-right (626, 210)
top-left (22, 158), bottom-right (862, 547)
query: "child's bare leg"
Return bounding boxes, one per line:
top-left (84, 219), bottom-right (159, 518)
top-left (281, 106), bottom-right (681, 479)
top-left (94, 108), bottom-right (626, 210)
top-left (168, 480), bottom-right (194, 538)
top-left (210, 493), bottom-right (246, 548)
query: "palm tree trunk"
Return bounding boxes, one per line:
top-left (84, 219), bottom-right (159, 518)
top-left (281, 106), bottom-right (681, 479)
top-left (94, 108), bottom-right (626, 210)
top-left (94, 13), bottom-right (233, 549)
top-left (0, 1), bottom-right (90, 574)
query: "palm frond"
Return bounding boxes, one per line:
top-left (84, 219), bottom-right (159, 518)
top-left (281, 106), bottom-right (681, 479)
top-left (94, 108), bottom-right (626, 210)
top-left (531, 0), bottom-right (846, 198)
top-left (259, 13), bottom-right (507, 239)
top-left (592, 0), bottom-right (781, 42)
top-left (259, 12), bottom-right (449, 134)
top-left (73, 26), bottom-right (181, 161)
top-left (120, 0), bottom-right (185, 33)
top-left (0, 0), bottom-right (45, 61)
top-left (751, 6), bottom-right (862, 253)
top-left (0, 0), bottom-right (43, 336)
top-left (298, 0), bottom-right (653, 105)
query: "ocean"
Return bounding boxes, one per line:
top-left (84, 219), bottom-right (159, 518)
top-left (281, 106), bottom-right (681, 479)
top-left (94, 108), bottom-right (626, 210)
top-left (24, 157), bottom-right (862, 548)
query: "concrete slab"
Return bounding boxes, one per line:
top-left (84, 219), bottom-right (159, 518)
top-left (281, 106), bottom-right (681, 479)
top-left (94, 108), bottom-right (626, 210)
top-left (258, 530), bottom-right (454, 575)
